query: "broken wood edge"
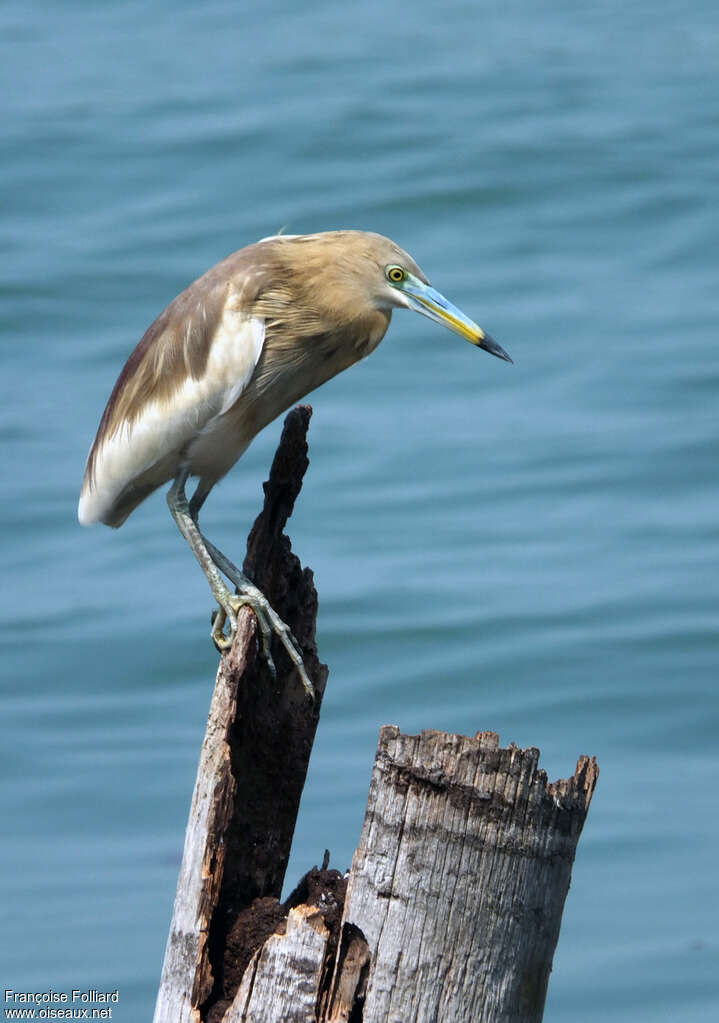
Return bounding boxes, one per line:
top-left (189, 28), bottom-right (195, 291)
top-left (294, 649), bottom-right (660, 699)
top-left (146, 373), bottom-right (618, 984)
top-left (225, 905), bottom-right (329, 1022)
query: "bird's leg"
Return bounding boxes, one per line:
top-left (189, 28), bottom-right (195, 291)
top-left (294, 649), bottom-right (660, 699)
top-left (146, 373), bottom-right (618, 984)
top-left (185, 478), bottom-right (315, 700)
top-left (199, 534), bottom-right (314, 700)
top-left (166, 470), bottom-right (243, 655)
top-left (188, 477), bottom-right (212, 523)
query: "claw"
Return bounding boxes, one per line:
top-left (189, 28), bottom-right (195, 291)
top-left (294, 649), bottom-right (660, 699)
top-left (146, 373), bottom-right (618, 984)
top-left (228, 594), bottom-right (279, 680)
top-left (210, 593), bottom-right (314, 700)
top-left (210, 604), bottom-right (235, 652)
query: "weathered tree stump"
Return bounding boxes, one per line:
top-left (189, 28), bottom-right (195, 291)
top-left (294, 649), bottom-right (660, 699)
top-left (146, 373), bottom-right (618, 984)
top-left (153, 406), bottom-right (327, 1023)
top-left (321, 728), bottom-right (598, 1023)
top-left (215, 728), bottom-right (597, 1023)
top-left (153, 405), bottom-right (598, 1023)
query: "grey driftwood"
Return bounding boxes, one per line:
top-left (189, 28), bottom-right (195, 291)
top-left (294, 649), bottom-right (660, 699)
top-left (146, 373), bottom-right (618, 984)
top-left (153, 406), bottom-right (598, 1023)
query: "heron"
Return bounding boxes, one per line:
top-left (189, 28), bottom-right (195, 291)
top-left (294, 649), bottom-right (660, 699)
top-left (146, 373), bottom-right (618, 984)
top-left (79, 230), bottom-right (511, 698)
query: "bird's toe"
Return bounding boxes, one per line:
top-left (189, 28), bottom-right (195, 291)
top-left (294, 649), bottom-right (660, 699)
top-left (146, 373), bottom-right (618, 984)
top-left (211, 603), bottom-right (236, 653)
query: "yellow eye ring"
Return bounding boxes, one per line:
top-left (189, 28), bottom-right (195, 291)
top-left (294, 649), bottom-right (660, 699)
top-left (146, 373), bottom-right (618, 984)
top-left (387, 265), bottom-right (405, 284)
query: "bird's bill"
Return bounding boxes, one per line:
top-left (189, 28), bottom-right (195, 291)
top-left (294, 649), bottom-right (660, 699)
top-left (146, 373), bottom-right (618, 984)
top-left (401, 279), bottom-right (512, 363)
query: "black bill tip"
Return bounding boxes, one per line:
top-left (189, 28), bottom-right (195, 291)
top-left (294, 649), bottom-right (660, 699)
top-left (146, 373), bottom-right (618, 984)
top-left (479, 332), bottom-right (513, 364)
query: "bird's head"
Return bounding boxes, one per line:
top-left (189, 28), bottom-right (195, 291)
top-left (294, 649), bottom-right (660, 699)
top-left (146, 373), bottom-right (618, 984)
top-left (367, 233), bottom-right (512, 363)
top-left (258, 231), bottom-right (511, 363)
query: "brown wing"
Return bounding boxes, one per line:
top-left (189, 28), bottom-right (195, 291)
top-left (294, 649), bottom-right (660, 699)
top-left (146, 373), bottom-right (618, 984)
top-left (79, 245), bottom-right (273, 525)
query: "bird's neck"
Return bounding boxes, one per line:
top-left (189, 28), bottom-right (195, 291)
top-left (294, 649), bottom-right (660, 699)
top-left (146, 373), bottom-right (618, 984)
top-left (226, 307), bottom-right (389, 443)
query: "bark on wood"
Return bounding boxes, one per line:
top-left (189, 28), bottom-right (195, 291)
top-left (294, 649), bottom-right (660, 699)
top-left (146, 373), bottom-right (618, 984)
top-left (153, 405), bottom-right (328, 1023)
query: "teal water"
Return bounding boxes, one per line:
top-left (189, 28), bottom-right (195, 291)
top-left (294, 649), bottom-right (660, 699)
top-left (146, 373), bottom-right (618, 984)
top-left (2, 0), bottom-right (718, 1018)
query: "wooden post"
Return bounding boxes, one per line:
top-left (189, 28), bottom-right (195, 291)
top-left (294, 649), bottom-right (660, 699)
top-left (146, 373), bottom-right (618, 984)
top-left (219, 729), bottom-right (598, 1023)
top-left (153, 405), bottom-right (328, 1023)
top-left (154, 405), bottom-right (598, 1023)
top-left (322, 728), bottom-right (598, 1023)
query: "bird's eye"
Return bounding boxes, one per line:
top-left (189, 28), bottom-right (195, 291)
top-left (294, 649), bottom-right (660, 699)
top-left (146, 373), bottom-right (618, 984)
top-left (386, 266), bottom-right (406, 284)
